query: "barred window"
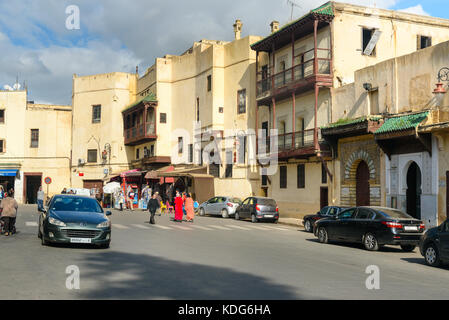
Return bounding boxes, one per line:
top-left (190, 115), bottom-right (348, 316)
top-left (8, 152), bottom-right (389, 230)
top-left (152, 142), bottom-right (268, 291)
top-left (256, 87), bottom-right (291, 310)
top-left (237, 89), bottom-right (246, 114)
top-left (92, 105), bottom-right (101, 123)
top-left (297, 164), bottom-right (305, 189)
top-left (30, 129), bottom-right (39, 148)
top-left (87, 149), bottom-right (97, 163)
top-left (280, 166), bottom-right (287, 189)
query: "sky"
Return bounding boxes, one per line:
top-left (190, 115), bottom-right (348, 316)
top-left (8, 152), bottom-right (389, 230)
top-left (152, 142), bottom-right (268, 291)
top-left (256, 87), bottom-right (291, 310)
top-left (0, 0), bottom-right (448, 105)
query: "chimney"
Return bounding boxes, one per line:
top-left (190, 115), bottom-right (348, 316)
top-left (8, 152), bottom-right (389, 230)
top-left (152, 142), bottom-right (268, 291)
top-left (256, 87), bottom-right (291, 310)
top-left (233, 19), bottom-right (243, 40)
top-left (270, 21), bottom-right (280, 34)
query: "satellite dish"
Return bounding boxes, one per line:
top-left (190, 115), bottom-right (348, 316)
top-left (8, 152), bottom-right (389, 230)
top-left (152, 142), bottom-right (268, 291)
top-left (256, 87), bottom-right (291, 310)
top-left (13, 83), bottom-right (21, 90)
top-left (3, 85), bottom-right (13, 91)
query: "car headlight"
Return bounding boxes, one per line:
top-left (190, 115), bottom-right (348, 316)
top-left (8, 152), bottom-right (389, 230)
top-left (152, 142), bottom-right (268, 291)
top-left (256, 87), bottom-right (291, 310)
top-left (97, 220), bottom-right (111, 228)
top-left (49, 217), bottom-right (66, 227)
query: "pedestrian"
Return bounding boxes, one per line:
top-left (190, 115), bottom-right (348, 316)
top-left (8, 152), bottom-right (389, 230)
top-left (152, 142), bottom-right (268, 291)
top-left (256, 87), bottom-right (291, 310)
top-left (37, 186), bottom-right (45, 212)
top-left (185, 193), bottom-right (194, 222)
top-left (147, 194), bottom-right (160, 225)
top-left (127, 190), bottom-right (134, 211)
top-left (155, 192), bottom-right (163, 216)
top-left (61, 188), bottom-right (67, 194)
top-left (174, 191), bottom-right (184, 222)
top-left (118, 192), bottom-right (125, 211)
top-left (1, 189), bottom-right (18, 236)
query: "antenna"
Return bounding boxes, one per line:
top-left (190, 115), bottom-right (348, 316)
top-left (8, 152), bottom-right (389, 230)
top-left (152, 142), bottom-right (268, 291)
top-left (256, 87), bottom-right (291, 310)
top-left (287, 0), bottom-right (301, 21)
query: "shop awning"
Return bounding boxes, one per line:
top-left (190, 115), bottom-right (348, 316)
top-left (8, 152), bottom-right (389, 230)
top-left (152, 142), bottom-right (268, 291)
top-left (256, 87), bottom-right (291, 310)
top-left (120, 169), bottom-right (142, 178)
top-left (0, 169), bottom-right (18, 177)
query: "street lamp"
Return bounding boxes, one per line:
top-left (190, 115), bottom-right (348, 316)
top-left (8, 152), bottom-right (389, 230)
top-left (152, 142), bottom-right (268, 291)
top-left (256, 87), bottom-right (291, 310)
top-left (433, 67), bottom-right (449, 95)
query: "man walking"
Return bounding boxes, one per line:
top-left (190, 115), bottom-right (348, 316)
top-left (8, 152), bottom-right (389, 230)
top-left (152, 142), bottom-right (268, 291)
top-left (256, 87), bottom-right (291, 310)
top-left (147, 194), bottom-right (160, 225)
top-left (1, 189), bottom-right (18, 236)
top-left (37, 186), bottom-right (45, 212)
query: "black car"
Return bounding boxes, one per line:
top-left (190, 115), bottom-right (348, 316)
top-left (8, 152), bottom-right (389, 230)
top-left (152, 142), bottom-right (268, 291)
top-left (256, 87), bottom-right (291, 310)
top-left (314, 206), bottom-right (425, 251)
top-left (420, 219), bottom-right (449, 267)
top-left (38, 194), bottom-right (112, 248)
top-left (303, 206), bottom-right (348, 233)
top-left (235, 197), bottom-right (279, 223)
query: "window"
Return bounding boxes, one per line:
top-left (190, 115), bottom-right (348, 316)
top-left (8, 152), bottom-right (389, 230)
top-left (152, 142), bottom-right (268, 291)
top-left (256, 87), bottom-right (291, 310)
top-left (150, 145), bottom-right (154, 157)
top-left (356, 208), bottom-right (375, 220)
top-left (210, 164), bottom-right (220, 178)
top-left (196, 98), bottom-right (200, 122)
top-left (92, 105), bottom-right (101, 123)
top-left (418, 35), bottom-right (432, 50)
top-left (321, 163), bottom-right (327, 184)
top-left (262, 174), bottom-right (268, 186)
top-left (207, 75), bottom-right (212, 92)
top-left (362, 28), bottom-right (380, 56)
top-left (238, 136), bottom-right (247, 164)
top-left (219, 107), bottom-right (224, 113)
top-left (0, 140), bottom-right (5, 153)
top-left (237, 89), bottom-right (246, 114)
top-left (338, 208), bottom-right (356, 220)
top-left (280, 166), bottom-right (287, 189)
top-left (87, 149), bottom-right (97, 163)
top-left (178, 137), bottom-right (183, 154)
top-left (136, 148), bottom-right (140, 160)
top-left (319, 206), bottom-right (329, 215)
top-left (160, 113), bottom-right (167, 123)
top-left (225, 164), bottom-right (233, 178)
top-left (297, 164), bottom-right (305, 189)
top-left (30, 129), bottom-right (39, 148)
top-left (0, 110), bottom-right (4, 124)
top-left (328, 207), bottom-right (338, 216)
top-left (188, 144), bottom-right (193, 163)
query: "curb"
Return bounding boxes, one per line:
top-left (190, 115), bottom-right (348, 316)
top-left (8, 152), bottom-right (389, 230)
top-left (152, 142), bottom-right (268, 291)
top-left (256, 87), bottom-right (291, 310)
top-left (278, 219), bottom-right (304, 228)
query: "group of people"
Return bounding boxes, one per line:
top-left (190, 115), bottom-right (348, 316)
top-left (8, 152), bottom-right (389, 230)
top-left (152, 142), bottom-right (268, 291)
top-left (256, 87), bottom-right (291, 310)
top-left (146, 191), bottom-right (195, 224)
top-left (0, 186), bottom-right (18, 236)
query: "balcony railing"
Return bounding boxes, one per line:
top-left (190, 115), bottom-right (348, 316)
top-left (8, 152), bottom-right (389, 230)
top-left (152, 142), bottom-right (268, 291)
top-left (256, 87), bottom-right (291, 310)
top-left (257, 48), bottom-right (331, 98)
top-left (124, 121), bottom-right (156, 145)
top-left (258, 129), bottom-right (322, 154)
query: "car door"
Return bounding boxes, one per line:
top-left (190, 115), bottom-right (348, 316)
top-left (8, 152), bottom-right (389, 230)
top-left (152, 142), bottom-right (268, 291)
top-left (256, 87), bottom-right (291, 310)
top-left (239, 198), bottom-right (250, 217)
top-left (205, 197), bottom-right (217, 214)
top-left (439, 220), bottom-right (449, 260)
top-left (351, 208), bottom-right (375, 242)
top-left (246, 198), bottom-right (256, 218)
top-left (333, 208), bottom-right (357, 241)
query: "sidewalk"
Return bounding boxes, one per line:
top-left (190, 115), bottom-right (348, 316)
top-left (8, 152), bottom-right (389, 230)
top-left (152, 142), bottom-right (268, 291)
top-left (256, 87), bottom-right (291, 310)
top-left (278, 217), bottom-right (304, 228)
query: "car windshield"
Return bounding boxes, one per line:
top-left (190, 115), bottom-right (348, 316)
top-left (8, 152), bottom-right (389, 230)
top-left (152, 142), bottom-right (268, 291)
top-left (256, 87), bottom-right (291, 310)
top-left (257, 198), bottom-right (276, 206)
top-left (376, 208), bottom-right (413, 219)
top-left (50, 196), bottom-right (103, 213)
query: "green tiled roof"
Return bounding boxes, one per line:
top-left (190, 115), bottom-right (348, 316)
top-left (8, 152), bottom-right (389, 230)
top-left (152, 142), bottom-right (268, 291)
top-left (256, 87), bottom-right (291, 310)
top-left (251, 2), bottom-right (334, 49)
top-left (321, 115), bottom-right (382, 130)
top-left (122, 93), bottom-right (157, 113)
top-left (375, 112), bottom-right (429, 135)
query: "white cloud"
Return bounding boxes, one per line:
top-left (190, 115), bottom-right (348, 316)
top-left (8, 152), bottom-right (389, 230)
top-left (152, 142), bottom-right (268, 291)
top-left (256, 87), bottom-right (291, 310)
top-left (399, 4), bottom-right (429, 16)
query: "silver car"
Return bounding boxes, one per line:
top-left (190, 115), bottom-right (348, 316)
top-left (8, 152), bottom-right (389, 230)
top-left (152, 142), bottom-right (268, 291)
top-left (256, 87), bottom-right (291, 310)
top-left (198, 196), bottom-right (242, 218)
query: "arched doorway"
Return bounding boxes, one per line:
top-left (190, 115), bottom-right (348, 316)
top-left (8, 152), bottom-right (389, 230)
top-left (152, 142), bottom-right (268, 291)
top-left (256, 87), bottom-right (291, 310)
top-left (356, 160), bottom-right (370, 206)
top-left (406, 162), bottom-right (422, 219)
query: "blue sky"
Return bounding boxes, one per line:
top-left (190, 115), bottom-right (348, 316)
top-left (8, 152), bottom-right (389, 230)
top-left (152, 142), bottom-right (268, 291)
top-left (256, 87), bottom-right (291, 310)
top-left (0, 0), bottom-right (448, 104)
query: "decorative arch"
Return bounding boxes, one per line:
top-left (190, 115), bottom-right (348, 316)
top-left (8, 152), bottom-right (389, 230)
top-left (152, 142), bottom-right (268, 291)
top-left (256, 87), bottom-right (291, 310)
top-left (344, 149), bottom-right (376, 180)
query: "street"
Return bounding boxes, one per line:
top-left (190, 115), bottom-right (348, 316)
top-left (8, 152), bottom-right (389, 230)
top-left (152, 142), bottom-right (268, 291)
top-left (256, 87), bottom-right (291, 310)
top-left (2, 205), bottom-right (449, 300)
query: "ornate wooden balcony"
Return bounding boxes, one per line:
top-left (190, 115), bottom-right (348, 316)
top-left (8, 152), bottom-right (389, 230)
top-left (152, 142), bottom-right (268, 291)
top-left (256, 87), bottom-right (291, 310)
top-left (123, 96), bottom-right (158, 146)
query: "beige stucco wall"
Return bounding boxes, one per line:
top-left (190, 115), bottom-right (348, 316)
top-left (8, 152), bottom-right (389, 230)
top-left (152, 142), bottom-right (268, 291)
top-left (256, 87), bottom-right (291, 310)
top-left (71, 72), bottom-right (137, 188)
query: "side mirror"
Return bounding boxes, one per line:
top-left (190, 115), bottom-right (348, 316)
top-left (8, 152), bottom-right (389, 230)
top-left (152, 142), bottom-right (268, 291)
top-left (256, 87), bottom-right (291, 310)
top-left (106, 211), bottom-right (112, 216)
top-left (40, 208), bottom-right (47, 213)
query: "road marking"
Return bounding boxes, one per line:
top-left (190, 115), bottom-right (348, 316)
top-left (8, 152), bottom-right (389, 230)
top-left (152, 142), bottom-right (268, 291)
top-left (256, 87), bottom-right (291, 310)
top-left (25, 221), bottom-right (38, 227)
top-left (225, 225), bottom-right (251, 230)
top-left (172, 225), bottom-right (193, 231)
top-left (131, 224), bottom-right (151, 229)
top-left (244, 225), bottom-right (271, 230)
top-left (189, 225), bottom-right (213, 230)
top-left (208, 225), bottom-right (232, 231)
top-left (112, 224), bottom-right (130, 229)
top-left (152, 225), bottom-right (173, 230)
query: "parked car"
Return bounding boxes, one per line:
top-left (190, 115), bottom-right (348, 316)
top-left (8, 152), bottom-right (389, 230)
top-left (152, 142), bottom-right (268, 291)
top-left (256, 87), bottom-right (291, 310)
top-left (38, 194), bottom-right (112, 248)
top-left (303, 206), bottom-right (348, 233)
top-left (198, 196), bottom-right (242, 218)
top-left (234, 197), bottom-right (279, 223)
top-left (420, 219), bottom-right (449, 267)
top-left (314, 206), bottom-right (425, 251)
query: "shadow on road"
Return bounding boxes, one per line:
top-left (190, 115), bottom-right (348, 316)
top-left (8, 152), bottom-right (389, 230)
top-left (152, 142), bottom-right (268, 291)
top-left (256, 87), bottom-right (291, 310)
top-left (401, 257), bottom-right (449, 270)
top-left (77, 251), bottom-right (300, 300)
top-left (304, 238), bottom-right (407, 253)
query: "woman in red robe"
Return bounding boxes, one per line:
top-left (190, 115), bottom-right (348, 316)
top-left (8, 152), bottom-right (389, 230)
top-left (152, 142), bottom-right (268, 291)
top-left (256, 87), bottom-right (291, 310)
top-left (174, 192), bottom-right (184, 222)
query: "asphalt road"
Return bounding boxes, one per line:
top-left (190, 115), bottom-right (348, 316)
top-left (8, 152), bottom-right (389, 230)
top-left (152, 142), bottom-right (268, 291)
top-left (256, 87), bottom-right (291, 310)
top-left (1, 204), bottom-right (449, 300)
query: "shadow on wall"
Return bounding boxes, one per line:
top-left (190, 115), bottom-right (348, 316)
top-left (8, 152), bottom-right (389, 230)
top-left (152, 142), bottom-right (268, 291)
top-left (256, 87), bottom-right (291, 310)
top-left (78, 251), bottom-right (299, 300)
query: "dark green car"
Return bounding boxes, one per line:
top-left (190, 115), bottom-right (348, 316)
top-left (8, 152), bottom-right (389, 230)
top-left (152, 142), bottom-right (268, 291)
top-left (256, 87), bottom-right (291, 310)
top-left (38, 194), bottom-right (112, 248)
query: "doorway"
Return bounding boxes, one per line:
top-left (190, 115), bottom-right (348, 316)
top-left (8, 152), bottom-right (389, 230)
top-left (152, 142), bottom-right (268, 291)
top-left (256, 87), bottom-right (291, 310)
top-left (406, 162), bottom-right (422, 219)
top-left (320, 187), bottom-right (329, 209)
top-left (24, 173), bottom-right (42, 204)
top-left (356, 160), bottom-right (370, 206)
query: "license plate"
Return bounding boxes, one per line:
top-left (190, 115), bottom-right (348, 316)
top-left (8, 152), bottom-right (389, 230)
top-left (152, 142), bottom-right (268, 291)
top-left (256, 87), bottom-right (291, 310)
top-left (404, 226), bottom-right (418, 231)
top-left (264, 215), bottom-right (274, 218)
top-left (70, 238), bottom-right (92, 244)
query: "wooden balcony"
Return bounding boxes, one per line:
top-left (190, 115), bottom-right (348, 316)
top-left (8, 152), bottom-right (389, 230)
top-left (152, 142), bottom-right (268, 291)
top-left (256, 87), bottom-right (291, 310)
top-left (256, 48), bottom-right (332, 104)
top-left (124, 122), bottom-right (157, 146)
top-left (123, 103), bottom-right (157, 146)
top-left (259, 128), bottom-right (330, 159)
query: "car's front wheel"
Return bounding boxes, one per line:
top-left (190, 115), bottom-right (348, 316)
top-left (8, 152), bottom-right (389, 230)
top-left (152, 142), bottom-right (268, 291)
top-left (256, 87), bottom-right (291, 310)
top-left (304, 220), bottom-right (312, 232)
top-left (318, 227), bottom-right (328, 244)
top-left (424, 244), bottom-right (441, 267)
top-left (400, 244), bottom-right (416, 252)
top-left (363, 233), bottom-right (379, 251)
